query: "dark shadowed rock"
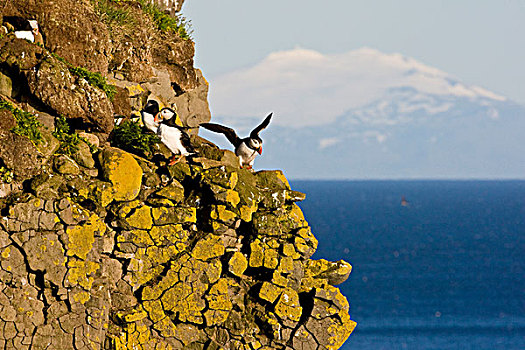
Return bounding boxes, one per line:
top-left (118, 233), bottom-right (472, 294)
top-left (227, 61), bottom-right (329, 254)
top-left (111, 85), bottom-right (132, 117)
top-left (0, 36), bottom-right (44, 70)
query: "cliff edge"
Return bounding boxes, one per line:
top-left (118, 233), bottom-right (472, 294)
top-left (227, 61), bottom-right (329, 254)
top-left (0, 1), bottom-right (356, 349)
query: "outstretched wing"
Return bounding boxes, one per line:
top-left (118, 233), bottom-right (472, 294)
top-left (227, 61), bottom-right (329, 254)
top-left (250, 113), bottom-right (273, 138)
top-left (200, 123), bottom-right (241, 147)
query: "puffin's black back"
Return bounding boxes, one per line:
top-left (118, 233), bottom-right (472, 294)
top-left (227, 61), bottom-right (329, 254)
top-left (4, 17), bottom-right (32, 31)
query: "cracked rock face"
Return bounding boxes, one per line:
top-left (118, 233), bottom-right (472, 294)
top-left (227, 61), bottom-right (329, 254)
top-left (0, 141), bottom-right (356, 349)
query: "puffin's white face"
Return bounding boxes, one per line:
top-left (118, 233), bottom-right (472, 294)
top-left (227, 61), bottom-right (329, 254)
top-left (249, 139), bottom-right (263, 154)
top-left (28, 20), bottom-right (39, 34)
top-left (159, 108), bottom-right (176, 121)
top-left (249, 139), bottom-right (261, 149)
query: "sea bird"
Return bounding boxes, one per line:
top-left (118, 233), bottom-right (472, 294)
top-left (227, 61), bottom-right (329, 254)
top-left (140, 100), bottom-right (160, 133)
top-left (200, 113), bottom-right (273, 170)
top-left (13, 19), bottom-right (43, 45)
top-left (154, 107), bottom-right (195, 165)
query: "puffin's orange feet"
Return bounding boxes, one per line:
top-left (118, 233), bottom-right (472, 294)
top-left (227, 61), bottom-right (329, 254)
top-left (168, 155), bottom-right (182, 165)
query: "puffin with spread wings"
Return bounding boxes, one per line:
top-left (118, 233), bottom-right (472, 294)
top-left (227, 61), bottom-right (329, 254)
top-left (200, 113), bottom-right (273, 170)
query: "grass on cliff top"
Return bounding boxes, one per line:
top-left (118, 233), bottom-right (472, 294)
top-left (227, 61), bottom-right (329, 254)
top-left (111, 119), bottom-right (159, 157)
top-left (139, 0), bottom-right (193, 40)
top-left (49, 52), bottom-right (117, 100)
top-left (93, 0), bottom-right (192, 40)
top-left (0, 98), bottom-right (43, 145)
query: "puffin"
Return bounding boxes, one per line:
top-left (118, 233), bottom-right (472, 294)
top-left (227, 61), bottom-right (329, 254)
top-left (200, 113), bottom-right (272, 170)
top-left (13, 19), bottom-right (43, 45)
top-left (140, 100), bottom-right (160, 133)
top-left (154, 107), bottom-right (195, 165)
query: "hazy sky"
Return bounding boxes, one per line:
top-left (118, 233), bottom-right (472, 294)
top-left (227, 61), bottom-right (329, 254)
top-left (184, 0), bottom-right (525, 104)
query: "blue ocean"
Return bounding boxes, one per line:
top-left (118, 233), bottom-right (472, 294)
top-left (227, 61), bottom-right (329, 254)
top-left (291, 180), bottom-right (525, 350)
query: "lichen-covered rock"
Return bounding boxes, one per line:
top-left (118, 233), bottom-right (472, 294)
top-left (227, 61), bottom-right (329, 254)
top-left (305, 259), bottom-right (353, 286)
top-left (72, 140), bottom-right (95, 168)
top-left (0, 150), bottom-right (356, 349)
top-left (99, 147), bottom-right (143, 202)
top-left (54, 155), bottom-right (81, 175)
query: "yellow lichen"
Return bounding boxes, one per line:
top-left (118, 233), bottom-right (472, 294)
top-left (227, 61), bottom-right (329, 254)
top-left (126, 84), bottom-right (145, 97)
top-left (126, 206), bottom-right (153, 230)
top-left (155, 181), bottom-right (185, 202)
top-left (67, 259), bottom-right (100, 290)
top-left (259, 282), bottom-right (283, 303)
top-left (263, 248), bottom-right (279, 269)
top-left (118, 200), bottom-right (141, 218)
top-left (73, 290), bottom-right (91, 305)
top-left (192, 235), bottom-right (225, 261)
top-left (204, 278), bottom-right (233, 326)
top-left (66, 214), bottom-right (105, 260)
top-left (211, 205), bottom-right (237, 223)
top-left (228, 252), bottom-right (248, 277)
top-left (101, 148), bottom-right (143, 202)
top-left (117, 309), bottom-right (148, 323)
top-left (149, 224), bottom-right (185, 246)
top-left (272, 271), bottom-right (288, 287)
top-left (249, 240), bottom-right (264, 268)
top-left (274, 288), bottom-right (302, 322)
top-left (225, 189), bottom-right (240, 207)
top-left (282, 243), bottom-right (300, 259)
top-left (239, 202), bottom-right (258, 222)
top-left (275, 171), bottom-right (291, 189)
top-left (279, 256), bottom-right (295, 274)
top-left (1, 246), bottom-right (10, 259)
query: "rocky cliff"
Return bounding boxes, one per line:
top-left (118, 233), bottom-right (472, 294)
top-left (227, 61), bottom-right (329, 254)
top-left (0, 1), bottom-right (356, 349)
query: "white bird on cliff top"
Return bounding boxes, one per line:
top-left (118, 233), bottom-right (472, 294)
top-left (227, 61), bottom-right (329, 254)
top-left (200, 113), bottom-right (273, 170)
top-left (14, 19), bottom-right (43, 45)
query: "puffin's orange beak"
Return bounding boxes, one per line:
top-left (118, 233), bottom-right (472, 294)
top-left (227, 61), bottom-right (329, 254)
top-left (258, 147), bottom-right (262, 155)
top-left (154, 112), bottom-right (161, 123)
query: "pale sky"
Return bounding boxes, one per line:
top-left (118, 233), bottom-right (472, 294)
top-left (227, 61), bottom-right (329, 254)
top-left (184, 0), bottom-right (525, 105)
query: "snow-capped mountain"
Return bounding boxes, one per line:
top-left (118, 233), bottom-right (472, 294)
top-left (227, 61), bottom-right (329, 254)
top-left (200, 48), bottom-right (525, 179)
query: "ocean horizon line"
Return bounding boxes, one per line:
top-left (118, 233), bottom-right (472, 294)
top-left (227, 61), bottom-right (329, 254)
top-left (288, 178), bottom-right (525, 182)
